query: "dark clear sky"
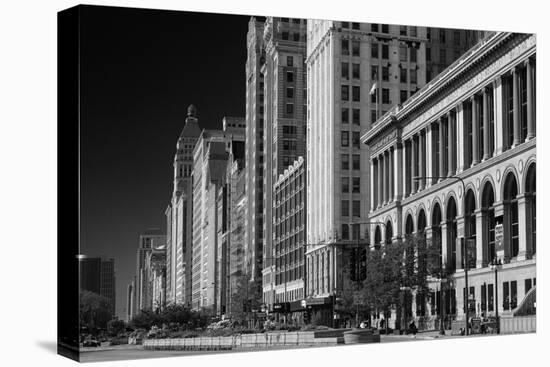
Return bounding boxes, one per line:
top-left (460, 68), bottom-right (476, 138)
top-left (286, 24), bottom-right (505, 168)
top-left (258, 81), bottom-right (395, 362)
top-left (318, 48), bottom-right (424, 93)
top-left (79, 5), bottom-right (251, 319)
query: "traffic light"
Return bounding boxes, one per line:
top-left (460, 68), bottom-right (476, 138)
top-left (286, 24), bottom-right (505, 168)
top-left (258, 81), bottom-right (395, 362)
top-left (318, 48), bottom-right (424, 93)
top-left (349, 249), bottom-right (357, 281)
top-left (358, 248), bottom-right (367, 280)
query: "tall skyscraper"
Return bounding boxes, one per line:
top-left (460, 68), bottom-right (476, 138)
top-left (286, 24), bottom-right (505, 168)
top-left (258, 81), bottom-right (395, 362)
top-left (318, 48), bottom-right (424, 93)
top-left (305, 20), bottom-right (476, 325)
top-left (261, 16), bottom-right (308, 312)
top-left (135, 229), bottom-right (166, 313)
top-left (79, 257), bottom-right (116, 318)
top-left (100, 258), bottom-right (116, 317)
top-left (191, 122), bottom-right (245, 312)
top-left (244, 17), bottom-right (266, 289)
top-left (166, 105), bottom-right (201, 306)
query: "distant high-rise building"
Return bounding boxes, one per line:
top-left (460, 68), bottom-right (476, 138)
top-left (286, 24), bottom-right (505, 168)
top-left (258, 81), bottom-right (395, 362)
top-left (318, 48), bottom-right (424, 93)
top-left (244, 18), bottom-right (266, 288)
top-left (305, 20), bottom-right (477, 326)
top-left (135, 229), bottom-right (166, 314)
top-left (79, 256), bottom-right (116, 318)
top-left (261, 16), bottom-right (308, 312)
top-left (126, 280), bottom-right (134, 322)
top-left (145, 246), bottom-right (167, 312)
top-left (166, 105), bottom-right (201, 307)
top-left (191, 122), bottom-right (245, 312)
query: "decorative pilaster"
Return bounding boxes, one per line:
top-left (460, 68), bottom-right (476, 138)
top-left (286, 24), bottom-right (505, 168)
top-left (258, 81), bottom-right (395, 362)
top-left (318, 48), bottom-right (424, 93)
top-left (493, 77), bottom-right (503, 155)
top-left (516, 194), bottom-right (528, 261)
top-left (482, 88), bottom-right (490, 161)
top-left (525, 59), bottom-right (535, 140)
top-left (382, 152), bottom-right (387, 205)
top-left (475, 209), bottom-right (485, 268)
top-left (370, 158), bottom-right (376, 211)
top-left (377, 154), bottom-right (383, 208)
top-left (438, 119), bottom-right (444, 182)
top-left (447, 111), bottom-right (454, 176)
top-left (456, 103), bottom-right (465, 172)
top-left (471, 96), bottom-right (479, 166)
top-left (419, 131), bottom-right (425, 190)
top-left (512, 67), bottom-right (521, 147)
top-left (394, 143), bottom-right (403, 202)
top-left (426, 125), bottom-right (433, 187)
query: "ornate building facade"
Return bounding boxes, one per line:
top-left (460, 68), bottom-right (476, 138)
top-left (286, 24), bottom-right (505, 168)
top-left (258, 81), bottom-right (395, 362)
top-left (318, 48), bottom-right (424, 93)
top-left (362, 32), bottom-right (536, 328)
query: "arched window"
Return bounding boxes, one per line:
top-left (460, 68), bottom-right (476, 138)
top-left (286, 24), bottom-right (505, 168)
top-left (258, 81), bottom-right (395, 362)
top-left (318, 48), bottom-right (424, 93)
top-left (432, 203), bottom-right (442, 269)
top-left (465, 190), bottom-right (476, 268)
top-left (446, 197), bottom-right (457, 272)
top-left (374, 226), bottom-right (382, 249)
top-left (385, 221), bottom-right (393, 245)
top-left (417, 209), bottom-right (426, 234)
top-left (503, 173), bottom-right (519, 258)
top-left (405, 215), bottom-right (414, 237)
top-left (481, 182), bottom-right (496, 264)
top-left (525, 164), bottom-right (536, 255)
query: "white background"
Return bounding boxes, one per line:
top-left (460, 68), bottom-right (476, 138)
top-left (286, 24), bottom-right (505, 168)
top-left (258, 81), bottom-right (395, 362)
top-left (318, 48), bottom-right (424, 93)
top-left (0, 0), bottom-right (547, 365)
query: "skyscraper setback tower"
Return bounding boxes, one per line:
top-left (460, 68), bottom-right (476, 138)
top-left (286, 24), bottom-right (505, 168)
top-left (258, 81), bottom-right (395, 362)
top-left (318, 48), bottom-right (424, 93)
top-left (165, 105), bottom-right (201, 306)
top-left (260, 16), bottom-right (308, 311)
top-left (244, 18), bottom-right (266, 285)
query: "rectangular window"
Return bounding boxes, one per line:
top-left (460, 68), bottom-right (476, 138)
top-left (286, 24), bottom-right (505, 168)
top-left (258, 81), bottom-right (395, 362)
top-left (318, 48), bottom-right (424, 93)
top-left (286, 87), bottom-right (294, 99)
top-left (341, 200), bottom-right (350, 217)
top-left (503, 281), bottom-right (510, 310)
top-left (341, 85), bottom-right (349, 101)
top-left (282, 32), bottom-right (289, 40)
top-left (400, 68), bottom-right (407, 83)
top-left (342, 62), bottom-right (349, 79)
top-left (341, 21), bottom-right (349, 29)
top-left (382, 44), bottom-right (389, 59)
top-left (342, 177), bottom-right (349, 193)
top-left (400, 90), bottom-right (408, 104)
top-left (511, 280), bottom-right (517, 309)
top-left (341, 154), bottom-right (349, 170)
top-left (439, 29), bottom-right (446, 43)
top-left (352, 154), bottom-right (360, 170)
top-left (342, 107), bottom-right (349, 124)
top-left (453, 30), bottom-right (461, 46)
top-left (440, 49), bottom-right (446, 65)
top-left (352, 177), bottom-right (360, 193)
top-left (371, 109), bottom-right (377, 122)
top-left (400, 45), bottom-right (408, 61)
top-left (382, 66), bottom-right (389, 81)
top-left (371, 65), bottom-right (378, 80)
top-left (286, 103), bottom-right (294, 115)
top-left (410, 26), bottom-right (417, 37)
top-left (287, 71), bottom-right (294, 83)
top-left (352, 200), bottom-right (361, 217)
top-left (352, 86), bottom-right (360, 102)
top-left (382, 88), bottom-right (390, 104)
top-left (341, 131), bottom-right (349, 147)
top-left (341, 224), bottom-right (349, 239)
top-left (287, 56), bottom-right (293, 67)
top-left (410, 48), bottom-right (417, 63)
top-left (382, 24), bottom-right (389, 33)
top-left (371, 43), bottom-right (378, 58)
top-left (352, 63), bottom-right (360, 79)
top-left (352, 109), bottom-right (360, 125)
top-left (525, 278), bottom-right (532, 294)
top-left (352, 131), bottom-right (360, 148)
top-left (371, 24), bottom-right (379, 32)
top-left (342, 39), bottom-right (349, 55)
top-left (488, 283), bottom-right (494, 312)
top-left (352, 22), bottom-right (360, 30)
top-left (426, 47), bottom-right (431, 61)
top-left (352, 40), bottom-right (360, 56)
top-left (410, 69), bottom-right (417, 84)
top-left (293, 33), bottom-right (300, 42)
top-left (400, 25), bottom-right (407, 36)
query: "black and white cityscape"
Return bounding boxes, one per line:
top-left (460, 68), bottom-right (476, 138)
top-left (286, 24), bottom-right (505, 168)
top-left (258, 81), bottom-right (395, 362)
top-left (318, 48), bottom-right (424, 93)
top-left (76, 5), bottom-right (536, 362)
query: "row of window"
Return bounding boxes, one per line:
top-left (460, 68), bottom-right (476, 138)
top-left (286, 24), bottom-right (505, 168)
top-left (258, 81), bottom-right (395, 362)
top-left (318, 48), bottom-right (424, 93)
top-left (341, 176), bottom-right (361, 193)
top-left (341, 108), bottom-right (361, 125)
top-left (427, 28), bottom-right (462, 45)
top-left (341, 85), bottom-right (361, 101)
top-left (281, 31), bottom-right (302, 42)
top-left (341, 131), bottom-right (361, 148)
top-left (341, 200), bottom-right (361, 217)
top-left (341, 154), bottom-right (361, 170)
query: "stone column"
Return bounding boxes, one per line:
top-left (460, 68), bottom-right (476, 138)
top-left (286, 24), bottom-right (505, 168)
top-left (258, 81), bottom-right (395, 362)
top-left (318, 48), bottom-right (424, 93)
top-left (438, 118), bottom-right (444, 182)
top-left (455, 216), bottom-right (465, 270)
top-left (471, 96), bottom-right (479, 166)
top-left (526, 59), bottom-right (535, 140)
top-left (475, 209), bottom-right (485, 268)
top-left (402, 141), bottom-right (409, 198)
top-left (370, 158), bottom-right (376, 211)
top-left (411, 136), bottom-right (417, 193)
top-left (394, 143), bottom-right (403, 202)
top-left (426, 125), bottom-right (433, 187)
top-left (447, 111), bottom-right (454, 176)
top-left (456, 103), bottom-right (465, 172)
top-left (382, 152), bottom-right (387, 205)
top-left (512, 67), bottom-right (521, 147)
top-left (493, 78), bottom-right (503, 155)
top-left (389, 148), bottom-right (394, 201)
top-left (377, 156), bottom-right (384, 208)
top-left (441, 222), bottom-right (449, 271)
top-left (517, 194), bottom-right (528, 261)
top-left (483, 88), bottom-right (490, 160)
top-left (418, 131), bottom-right (425, 190)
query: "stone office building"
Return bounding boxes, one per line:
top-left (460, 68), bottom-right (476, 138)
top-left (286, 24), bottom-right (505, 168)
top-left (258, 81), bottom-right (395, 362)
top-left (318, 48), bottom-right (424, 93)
top-left (362, 32), bottom-right (536, 328)
top-left (305, 20), bottom-right (475, 326)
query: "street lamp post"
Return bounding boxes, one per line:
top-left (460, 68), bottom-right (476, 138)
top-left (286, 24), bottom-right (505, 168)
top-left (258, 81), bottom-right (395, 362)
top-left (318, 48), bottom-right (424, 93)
top-left (413, 175), bottom-right (469, 335)
top-left (490, 257), bottom-right (502, 334)
top-left (439, 277), bottom-right (447, 335)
